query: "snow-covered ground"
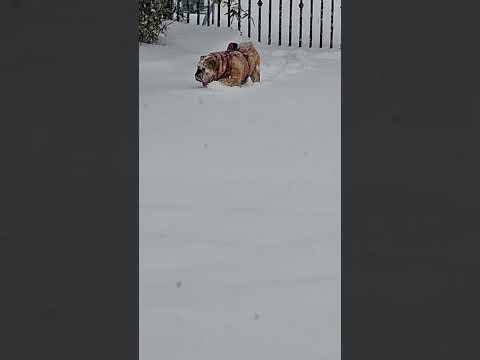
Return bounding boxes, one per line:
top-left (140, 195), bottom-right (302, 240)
top-left (140, 23), bottom-right (340, 360)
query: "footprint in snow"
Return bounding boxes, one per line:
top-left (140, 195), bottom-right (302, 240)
top-left (176, 281), bottom-right (182, 288)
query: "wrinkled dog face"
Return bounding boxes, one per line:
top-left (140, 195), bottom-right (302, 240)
top-left (195, 56), bottom-right (217, 87)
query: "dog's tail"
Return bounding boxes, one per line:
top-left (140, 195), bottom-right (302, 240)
top-left (227, 41), bottom-right (254, 52)
top-left (227, 42), bottom-right (239, 51)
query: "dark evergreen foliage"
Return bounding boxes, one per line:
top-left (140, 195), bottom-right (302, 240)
top-left (138, 0), bottom-right (171, 43)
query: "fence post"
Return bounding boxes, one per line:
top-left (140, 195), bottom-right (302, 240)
top-left (319, 0), bottom-right (323, 47)
top-left (329, 0), bottom-right (334, 48)
top-left (257, 0), bottom-right (263, 42)
top-left (238, 0), bottom-right (242, 31)
top-left (309, 0), bottom-right (313, 47)
top-left (197, 0), bottom-right (200, 24)
top-left (217, 0), bottom-right (221, 26)
top-left (248, 0), bottom-right (252, 37)
top-left (288, 0), bottom-right (292, 46)
top-left (207, 0), bottom-right (211, 25)
top-left (278, 0), bottom-right (282, 46)
top-left (186, 0), bottom-right (190, 23)
top-left (228, 0), bottom-right (231, 27)
top-left (267, 0), bottom-right (272, 44)
top-left (299, 0), bottom-right (304, 47)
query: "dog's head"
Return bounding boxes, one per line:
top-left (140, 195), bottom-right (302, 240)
top-left (195, 55), bottom-right (219, 87)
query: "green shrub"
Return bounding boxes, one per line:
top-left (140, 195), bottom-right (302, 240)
top-left (138, 0), bottom-right (171, 44)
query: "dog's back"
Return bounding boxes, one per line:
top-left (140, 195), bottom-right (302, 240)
top-left (227, 41), bottom-right (255, 52)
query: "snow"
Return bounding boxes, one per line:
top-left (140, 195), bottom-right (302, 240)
top-left (140, 22), bottom-right (340, 360)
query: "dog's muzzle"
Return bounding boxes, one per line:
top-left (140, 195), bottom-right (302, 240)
top-left (195, 69), bottom-right (202, 82)
top-left (195, 69), bottom-right (209, 87)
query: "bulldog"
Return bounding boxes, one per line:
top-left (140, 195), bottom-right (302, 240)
top-left (195, 41), bottom-right (261, 87)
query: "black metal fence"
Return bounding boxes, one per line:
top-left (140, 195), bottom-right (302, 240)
top-left (166, 0), bottom-right (340, 49)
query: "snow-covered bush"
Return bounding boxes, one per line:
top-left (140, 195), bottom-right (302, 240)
top-left (139, 0), bottom-right (174, 44)
top-left (223, 0), bottom-right (251, 25)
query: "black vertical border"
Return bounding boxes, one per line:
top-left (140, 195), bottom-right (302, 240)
top-left (343, 0), bottom-right (480, 359)
top-left (1, 1), bottom-right (138, 359)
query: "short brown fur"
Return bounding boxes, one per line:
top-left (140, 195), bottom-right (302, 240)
top-left (196, 42), bottom-right (261, 87)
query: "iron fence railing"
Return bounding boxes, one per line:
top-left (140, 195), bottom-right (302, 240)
top-left (164, 0), bottom-right (340, 48)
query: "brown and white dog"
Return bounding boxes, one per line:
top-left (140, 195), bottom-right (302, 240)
top-left (195, 42), bottom-right (261, 87)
